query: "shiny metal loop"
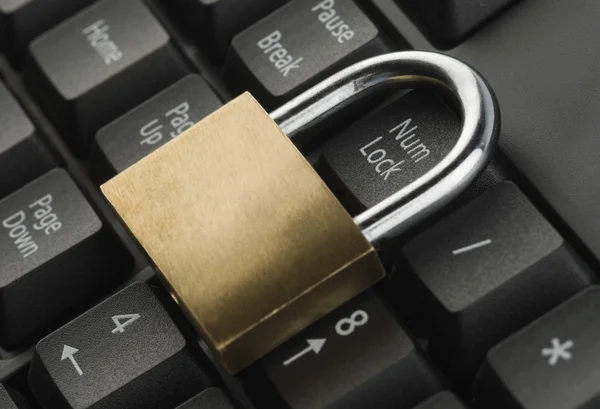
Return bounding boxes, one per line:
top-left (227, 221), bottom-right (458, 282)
top-left (270, 51), bottom-right (499, 246)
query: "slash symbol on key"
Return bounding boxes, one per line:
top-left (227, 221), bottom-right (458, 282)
top-left (452, 239), bottom-right (492, 255)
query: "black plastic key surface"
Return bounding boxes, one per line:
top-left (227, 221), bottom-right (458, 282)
top-left (24, 0), bottom-right (189, 157)
top-left (393, 182), bottom-right (595, 383)
top-left (245, 291), bottom-right (443, 409)
top-left (176, 388), bottom-right (235, 409)
top-left (0, 169), bottom-right (131, 349)
top-left (91, 74), bottom-right (222, 182)
top-left (318, 90), bottom-right (460, 214)
top-left (413, 392), bottom-right (467, 409)
top-left (396, 0), bottom-right (519, 48)
top-left (166, 0), bottom-right (290, 61)
top-left (223, 0), bottom-right (389, 109)
top-left (0, 0), bottom-right (95, 67)
top-left (0, 384), bottom-right (31, 408)
top-left (474, 287), bottom-right (600, 409)
top-left (0, 80), bottom-right (55, 199)
top-left (29, 282), bottom-right (214, 409)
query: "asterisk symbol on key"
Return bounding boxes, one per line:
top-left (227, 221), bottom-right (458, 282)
top-left (541, 338), bottom-right (574, 366)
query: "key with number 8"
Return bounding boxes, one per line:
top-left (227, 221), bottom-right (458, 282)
top-left (244, 291), bottom-right (444, 409)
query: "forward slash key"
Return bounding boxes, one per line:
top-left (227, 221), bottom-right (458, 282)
top-left (452, 239), bottom-right (492, 255)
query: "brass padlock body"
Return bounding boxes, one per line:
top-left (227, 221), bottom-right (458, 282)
top-left (102, 93), bottom-right (385, 374)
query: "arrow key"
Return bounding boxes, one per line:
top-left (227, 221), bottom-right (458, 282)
top-left (244, 291), bottom-right (443, 409)
top-left (28, 282), bottom-right (216, 409)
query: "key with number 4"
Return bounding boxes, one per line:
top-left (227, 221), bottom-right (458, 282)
top-left (29, 282), bottom-right (215, 409)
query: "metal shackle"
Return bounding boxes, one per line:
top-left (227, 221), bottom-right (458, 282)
top-left (271, 51), bottom-right (499, 245)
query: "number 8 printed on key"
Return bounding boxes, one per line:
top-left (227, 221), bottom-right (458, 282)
top-left (335, 310), bottom-right (369, 336)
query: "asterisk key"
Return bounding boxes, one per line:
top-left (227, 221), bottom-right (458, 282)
top-left (541, 338), bottom-right (574, 366)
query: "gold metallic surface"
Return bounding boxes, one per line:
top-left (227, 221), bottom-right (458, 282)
top-left (101, 93), bottom-right (385, 373)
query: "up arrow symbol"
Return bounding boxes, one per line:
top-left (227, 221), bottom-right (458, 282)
top-left (61, 345), bottom-right (83, 376)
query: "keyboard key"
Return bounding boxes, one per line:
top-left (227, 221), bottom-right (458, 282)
top-left (176, 388), bottom-right (235, 409)
top-left (24, 0), bottom-right (189, 157)
top-left (223, 0), bottom-right (389, 109)
top-left (413, 392), bottom-right (467, 409)
top-left (318, 90), bottom-right (460, 214)
top-left (393, 182), bottom-right (595, 382)
top-left (0, 0), bottom-right (95, 66)
top-left (0, 384), bottom-right (31, 408)
top-left (0, 80), bottom-right (55, 199)
top-left (474, 287), bottom-right (600, 409)
top-left (91, 74), bottom-right (222, 182)
top-left (396, 0), bottom-right (519, 48)
top-left (29, 282), bottom-right (215, 409)
top-left (245, 291), bottom-right (443, 409)
top-left (0, 169), bottom-right (131, 349)
top-left (166, 0), bottom-right (290, 61)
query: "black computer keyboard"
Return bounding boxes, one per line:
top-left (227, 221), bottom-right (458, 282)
top-left (0, 0), bottom-right (598, 408)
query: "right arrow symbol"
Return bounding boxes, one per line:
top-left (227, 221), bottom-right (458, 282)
top-left (61, 345), bottom-right (83, 376)
top-left (283, 338), bottom-right (327, 366)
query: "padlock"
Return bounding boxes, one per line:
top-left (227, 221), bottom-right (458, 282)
top-left (101, 51), bottom-right (499, 374)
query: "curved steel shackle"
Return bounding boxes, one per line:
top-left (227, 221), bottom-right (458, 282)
top-left (270, 51), bottom-right (499, 246)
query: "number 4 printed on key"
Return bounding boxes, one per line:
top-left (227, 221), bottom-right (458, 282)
top-left (111, 314), bottom-right (141, 334)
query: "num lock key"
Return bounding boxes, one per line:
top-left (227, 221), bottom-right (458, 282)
top-left (101, 51), bottom-right (500, 374)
